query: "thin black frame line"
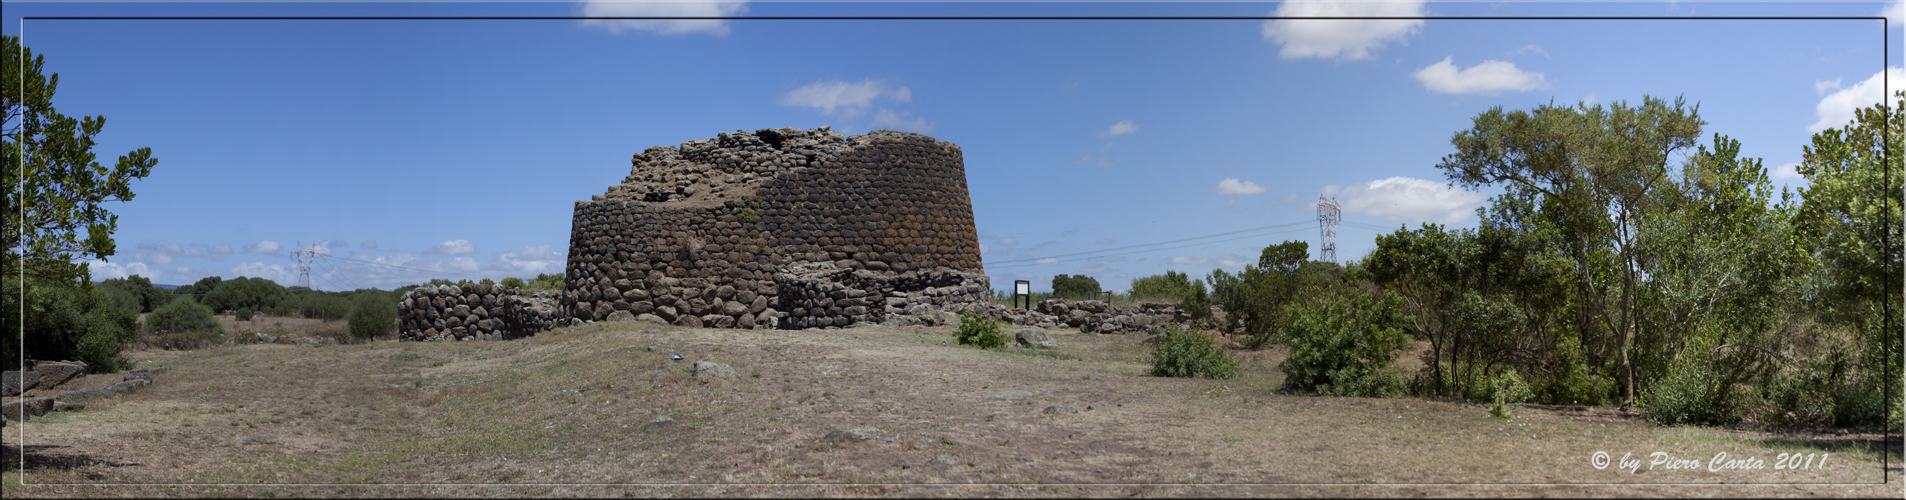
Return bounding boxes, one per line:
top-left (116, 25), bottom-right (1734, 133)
top-left (17, 16), bottom-right (1891, 21)
top-left (14, 14), bottom-right (1906, 488)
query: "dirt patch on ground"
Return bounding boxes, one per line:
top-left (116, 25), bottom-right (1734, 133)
top-left (3, 322), bottom-right (1897, 497)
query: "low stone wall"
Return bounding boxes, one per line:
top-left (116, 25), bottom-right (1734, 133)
top-left (934, 298), bottom-right (1194, 334)
top-left (398, 284), bottom-right (564, 341)
top-left (774, 262), bottom-right (989, 330)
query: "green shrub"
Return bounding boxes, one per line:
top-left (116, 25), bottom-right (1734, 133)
top-left (1489, 369), bottom-right (1535, 419)
top-left (1130, 270), bottom-right (1203, 303)
top-left (954, 312), bottom-right (1006, 349)
top-left (500, 277), bottom-right (526, 289)
top-left (529, 272), bottom-right (565, 291)
top-left (1149, 324), bottom-right (1238, 379)
top-left (479, 278), bottom-right (495, 286)
top-left (1181, 285), bottom-right (1213, 326)
top-left (5, 275), bottom-right (141, 372)
top-left (1279, 290), bottom-right (1409, 397)
top-left (146, 296), bottom-right (224, 336)
top-left (202, 276), bottom-right (288, 313)
top-left (1644, 332), bottom-right (1762, 426)
top-left (236, 308), bottom-right (254, 321)
top-left (1535, 331), bottom-right (1617, 405)
top-left (348, 291), bottom-right (398, 340)
top-left (1052, 274), bottom-right (1102, 300)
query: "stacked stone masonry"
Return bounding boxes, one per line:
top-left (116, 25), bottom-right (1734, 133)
top-left (398, 283), bottom-right (563, 341)
top-left (564, 127), bottom-right (988, 329)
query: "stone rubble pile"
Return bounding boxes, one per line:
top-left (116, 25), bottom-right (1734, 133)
top-left (774, 261), bottom-right (991, 330)
top-left (398, 283), bottom-right (564, 341)
top-left (3, 361), bottom-right (166, 423)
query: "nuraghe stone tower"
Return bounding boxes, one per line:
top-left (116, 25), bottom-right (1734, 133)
top-left (563, 127), bottom-right (991, 330)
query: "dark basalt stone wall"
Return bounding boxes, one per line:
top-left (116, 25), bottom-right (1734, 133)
top-left (563, 127), bottom-right (985, 329)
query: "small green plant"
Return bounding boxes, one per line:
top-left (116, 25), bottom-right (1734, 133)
top-left (500, 277), bottom-right (526, 289)
top-left (1148, 324), bottom-right (1238, 379)
top-left (954, 312), bottom-right (1006, 349)
top-left (235, 308), bottom-right (254, 321)
top-left (1489, 370), bottom-right (1532, 420)
top-left (739, 199), bottom-right (760, 223)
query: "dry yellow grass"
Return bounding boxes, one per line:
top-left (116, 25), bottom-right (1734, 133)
top-left (2, 320), bottom-right (1897, 497)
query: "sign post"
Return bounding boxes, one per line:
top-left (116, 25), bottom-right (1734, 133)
top-left (1013, 280), bottom-right (1031, 310)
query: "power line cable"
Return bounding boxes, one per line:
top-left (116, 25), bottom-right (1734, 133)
top-left (984, 219), bottom-right (1315, 267)
top-left (986, 224), bottom-right (1317, 269)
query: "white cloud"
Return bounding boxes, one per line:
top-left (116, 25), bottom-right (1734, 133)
top-left (181, 248), bottom-right (204, 258)
top-left (1510, 44), bottom-right (1550, 59)
top-left (1411, 57), bottom-right (1552, 95)
top-left (1814, 77), bottom-right (1843, 96)
top-left (1101, 120), bottom-right (1139, 136)
top-left (424, 239), bottom-right (478, 256)
top-left (360, 240), bottom-right (378, 249)
top-left (1034, 258), bottom-right (1059, 266)
top-left (869, 109), bottom-right (936, 133)
top-left (85, 260), bottom-right (159, 283)
top-left (997, 237), bottom-right (1017, 246)
top-left (1215, 178), bottom-right (1268, 195)
top-left (1335, 177), bottom-right (1488, 225)
top-left (1073, 153), bottom-right (1093, 164)
top-left (487, 244), bottom-right (566, 276)
top-left (978, 243), bottom-right (991, 254)
top-left (1581, 93), bottom-right (1599, 106)
top-left (1261, 0), bottom-right (1425, 61)
top-left (1809, 67), bottom-right (1904, 133)
top-left (211, 244), bottom-right (233, 255)
top-left (245, 240), bottom-right (280, 254)
top-left (1225, 199), bottom-right (1237, 209)
top-left (1771, 162), bottom-right (1805, 182)
top-left (579, 0), bottom-right (749, 36)
top-left (1885, 0), bottom-right (1905, 26)
top-left (1096, 158), bottom-right (1119, 168)
top-left (778, 79), bottom-right (911, 118)
top-left (1170, 256), bottom-right (1209, 265)
top-left (151, 252), bottom-right (174, 266)
top-left (175, 266), bottom-right (188, 274)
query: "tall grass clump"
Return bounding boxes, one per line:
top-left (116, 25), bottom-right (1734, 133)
top-left (1149, 324), bottom-right (1238, 379)
top-left (348, 291), bottom-right (399, 340)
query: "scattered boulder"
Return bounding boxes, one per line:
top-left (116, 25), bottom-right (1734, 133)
top-left (605, 310), bottom-right (637, 322)
top-left (1014, 326), bottom-right (1055, 349)
top-left (106, 379), bottom-right (149, 395)
top-left (3, 370), bottom-right (41, 397)
top-left (642, 416), bottom-right (686, 432)
top-left (32, 362), bottom-right (86, 389)
top-left (823, 427), bottom-right (899, 445)
top-left (692, 361), bottom-right (737, 382)
top-left (635, 313), bottom-right (668, 325)
top-left (2, 397), bottom-right (55, 422)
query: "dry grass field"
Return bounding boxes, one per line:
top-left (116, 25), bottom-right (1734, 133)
top-left (2, 320), bottom-right (1898, 497)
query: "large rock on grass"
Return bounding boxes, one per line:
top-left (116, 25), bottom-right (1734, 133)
top-left (1015, 326), bottom-right (1055, 349)
top-left (692, 361), bottom-right (736, 382)
top-left (3, 370), bottom-right (41, 397)
top-left (2, 397), bottom-right (54, 422)
top-left (605, 310), bottom-right (637, 322)
top-left (32, 362), bottom-right (86, 389)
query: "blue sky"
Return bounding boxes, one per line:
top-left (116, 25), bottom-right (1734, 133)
top-left (7, 1), bottom-right (1900, 292)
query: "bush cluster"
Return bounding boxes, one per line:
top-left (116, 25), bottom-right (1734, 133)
top-left (1279, 290), bottom-right (1410, 397)
top-left (1149, 324), bottom-right (1238, 379)
top-left (954, 312), bottom-right (1007, 349)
